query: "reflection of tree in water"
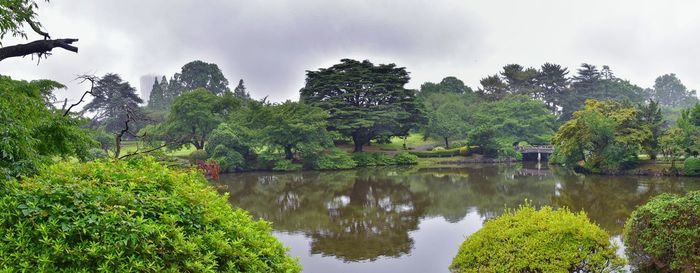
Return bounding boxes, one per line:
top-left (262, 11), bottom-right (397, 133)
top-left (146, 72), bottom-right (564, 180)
top-left (215, 166), bottom-right (700, 261)
top-left (551, 175), bottom-right (695, 235)
top-left (218, 170), bottom-right (426, 261)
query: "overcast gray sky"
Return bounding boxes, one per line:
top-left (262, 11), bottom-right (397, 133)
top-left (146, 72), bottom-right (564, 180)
top-left (1, 0), bottom-right (700, 103)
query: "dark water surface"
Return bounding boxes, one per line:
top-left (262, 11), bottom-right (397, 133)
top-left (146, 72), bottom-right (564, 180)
top-left (213, 163), bottom-right (700, 273)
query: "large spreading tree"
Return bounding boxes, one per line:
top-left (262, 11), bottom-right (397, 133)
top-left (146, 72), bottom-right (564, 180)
top-left (169, 60), bottom-right (230, 96)
top-left (300, 59), bottom-right (421, 152)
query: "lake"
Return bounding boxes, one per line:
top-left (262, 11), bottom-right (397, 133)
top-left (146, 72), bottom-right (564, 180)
top-left (213, 162), bottom-right (700, 273)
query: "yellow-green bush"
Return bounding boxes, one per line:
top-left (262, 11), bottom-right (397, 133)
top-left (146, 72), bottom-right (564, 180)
top-left (623, 191), bottom-right (700, 272)
top-left (0, 158), bottom-right (301, 272)
top-left (450, 204), bottom-right (624, 273)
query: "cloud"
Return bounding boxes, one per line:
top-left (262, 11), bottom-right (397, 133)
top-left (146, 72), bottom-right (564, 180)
top-left (1, 0), bottom-right (699, 105)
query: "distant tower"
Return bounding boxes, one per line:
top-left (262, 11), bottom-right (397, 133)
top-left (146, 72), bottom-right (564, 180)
top-left (139, 74), bottom-right (162, 104)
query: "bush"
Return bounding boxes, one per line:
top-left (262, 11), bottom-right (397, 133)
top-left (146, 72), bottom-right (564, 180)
top-left (188, 149), bottom-right (209, 163)
top-left (458, 146), bottom-right (469, 156)
top-left (0, 158), bottom-right (301, 272)
top-left (372, 152), bottom-right (395, 166)
top-left (623, 191), bottom-right (700, 272)
top-left (272, 159), bottom-right (303, 171)
top-left (684, 157), bottom-right (700, 176)
top-left (85, 148), bottom-right (108, 161)
top-left (352, 152), bottom-right (377, 167)
top-left (432, 146), bottom-right (446, 151)
top-left (450, 204), bottom-right (624, 273)
top-left (393, 152), bottom-right (418, 165)
top-left (313, 149), bottom-right (357, 170)
top-left (210, 145), bottom-right (245, 172)
top-left (410, 147), bottom-right (462, 158)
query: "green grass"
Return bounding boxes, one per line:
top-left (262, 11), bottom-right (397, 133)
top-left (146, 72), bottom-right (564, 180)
top-left (378, 133), bottom-right (440, 150)
top-left (116, 141), bottom-right (196, 158)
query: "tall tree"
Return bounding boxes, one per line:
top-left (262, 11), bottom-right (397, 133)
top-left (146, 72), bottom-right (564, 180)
top-left (300, 59), bottom-right (420, 152)
top-left (477, 74), bottom-right (508, 101)
top-left (147, 76), bottom-right (168, 110)
top-left (81, 74), bottom-right (144, 134)
top-left (500, 64), bottom-right (539, 96)
top-left (169, 60), bottom-right (230, 96)
top-left (233, 79), bottom-right (251, 100)
top-left (419, 76), bottom-right (472, 97)
top-left (0, 0), bottom-right (78, 62)
top-left (536, 63), bottom-right (569, 115)
top-left (423, 101), bottom-right (469, 148)
top-left (652, 74), bottom-right (699, 108)
top-left (637, 99), bottom-right (665, 159)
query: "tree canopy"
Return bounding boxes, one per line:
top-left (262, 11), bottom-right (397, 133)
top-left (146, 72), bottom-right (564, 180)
top-left (300, 59), bottom-right (421, 152)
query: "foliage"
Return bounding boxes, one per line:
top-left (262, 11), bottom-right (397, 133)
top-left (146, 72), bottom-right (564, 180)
top-left (472, 95), bottom-right (555, 146)
top-left (422, 98), bottom-right (470, 148)
top-left (204, 123), bottom-right (252, 172)
top-left (676, 103), bottom-right (700, 156)
top-left (311, 148), bottom-right (357, 170)
top-left (552, 99), bottom-right (650, 173)
top-left (419, 76), bottom-right (473, 97)
top-left (170, 60), bottom-right (230, 96)
top-left (151, 88), bottom-right (239, 150)
top-left (637, 99), bottom-right (665, 159)
top-left (0, 76), bottom-right (96, 178)
top-left (684, 157), bottom-right (700, 176)
top-left (272, 159), bottom-right (303, 172)
top-left (300, 59), bottom-right (422, 152)
top-left (188, 149), bottom-right (209, 163)
top-left (81, 73), bottom-right (145, 134)
top-left (0, 0), bottom-right (43, 43)
top-left (0, 158), bottom-right (301, 272)
top-left (232, 79), bottom-right (251, 100)
top-left (393, 152), bottom-right (418, 165)
top-left (623, 191), bottom-right (700, 272)
top-left (659, 127), bottom-right (685, 166)
top-left (263, 101), bottom-right (331, 159)
top-left (147, 76), bottom-right (170, 110)
top-left (411, 147), bottom-right (462, 158)
top-left (652, 73), bottom-right (700, 108)
top-left (450, 204), bottom-right (624, 273)
top-left (85, 148), bottom-right (108, 161)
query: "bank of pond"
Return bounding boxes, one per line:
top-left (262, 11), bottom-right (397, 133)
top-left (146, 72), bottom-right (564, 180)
top-left (1, 157), bottom-right (698, 272)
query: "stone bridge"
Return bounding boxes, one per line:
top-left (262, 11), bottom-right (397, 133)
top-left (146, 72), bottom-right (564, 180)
top-left (515, 145), bottom-right (554, 161)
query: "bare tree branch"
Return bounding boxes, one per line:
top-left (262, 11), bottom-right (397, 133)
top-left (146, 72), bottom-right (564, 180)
top-left (118, 144), bottom-right (168, 160)
top-left (63, 75), bottom-right (97, 117)
top-left (0, 38), bottom-right (78, 62)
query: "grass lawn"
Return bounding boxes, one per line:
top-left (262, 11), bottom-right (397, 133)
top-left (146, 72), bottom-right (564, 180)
top-left (378, 133), bottom-right (441, 151)
top-left (117, 140), bottom-right (196, 158)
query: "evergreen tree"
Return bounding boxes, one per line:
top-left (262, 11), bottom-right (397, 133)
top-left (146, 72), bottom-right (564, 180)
top-left (638, 99), bottom-right (665, 159)
top-left (300, 59), bottom-right (421, 152)
top-left (233, 79), bottom-right (251, 100)
top-left (500, 64), bottom-right (539, 96)
top-left (477, 74), bottom-right (508, 101)
top-left (147, 76), bottom-right (167, 110)
top-left (536, 63), bottom-right (569, 115)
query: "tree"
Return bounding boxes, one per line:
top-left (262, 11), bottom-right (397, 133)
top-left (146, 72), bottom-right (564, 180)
top-left (263, 101), bottom-right (331, 159)
top-left (233, 79), bottom-right (251, 100)
top-left (147, 76), bottom-right (169, 110)
top-left (81, 74), bottom-right (144, 133)
top-left (637, 99), bottom-right (665, 159)
top-left (0, 75), bottom-right (95, 178)
top-left (500, 64), bottom-right (539, 96)
top-left (153, 88), bottom-right (235, 150)
top-left (477, 74), bottom-right (508, 101)
top-left (169, 60), bottom-right (230, 96)
top-left (0, 0), bottom-right (79, 62)
top-left (419, 76), bottom-right (472, 97)
top-left (676, 103), bottom-right (700, 156)
top-left (553, 100), bottom-right (651, 173)
top-left (423, 101), bottom-right (469, 148)
top-left (652, 73), bottom-right (699, 108)
top-left (536, 63), bottom-right (569, 114)
top-left (659, 127), bottom-right (684, 168)
top-left (300, 59), bottom-right (421, 152)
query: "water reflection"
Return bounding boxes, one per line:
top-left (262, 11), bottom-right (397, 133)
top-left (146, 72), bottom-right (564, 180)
top-left (214, 164), bottom-right (700, 271)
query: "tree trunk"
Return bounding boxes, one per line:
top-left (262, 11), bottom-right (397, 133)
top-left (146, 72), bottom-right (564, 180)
top-left (352, 134), bottom-right (364, 152)
top-left (284, 146), bottom-right (294, 160)
top-left (114, 135), bottom-right (121, 159)
top-left (444, 137), bottom-right (449, 149)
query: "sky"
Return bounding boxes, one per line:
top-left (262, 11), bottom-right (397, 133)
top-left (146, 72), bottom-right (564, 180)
top-left (2, 0), bottom-right (700, 104)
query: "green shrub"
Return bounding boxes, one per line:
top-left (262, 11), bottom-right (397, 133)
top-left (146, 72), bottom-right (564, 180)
top-left (410, 147), bottom-right (462, 158)
top-left (623, 191), bottom-right (700, 272)
top-left (0, 158), bottom-right (301, 272)
top-left (684, 157), bottom-right (700, 176)
top-left (210, 145), bottom-right (245, 172)
top-left (85, 148), bottom-right (108, 161)
top-left (372, 152), bottom-right (395, 166)
top-left (393, 152), bottom-right (418, 165)
top-left (313, 149), bottom-right (357, 170)
top-left (450, 204), bottom-right (624, 273)
top-left (188, 149), bottom-right (209, 163)
top-left (272, 159), bottom-right (303, 171)
top-left (352, 152), bottom-right (377, 167)
top-left (432, 146), bottom-right (446, 151)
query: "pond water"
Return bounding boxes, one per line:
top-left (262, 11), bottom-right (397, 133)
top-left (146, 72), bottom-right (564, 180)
top-left (213, 163), bottom-right (700, 273)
